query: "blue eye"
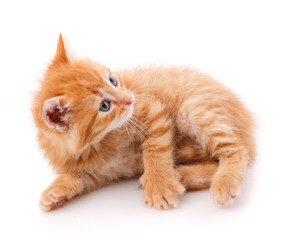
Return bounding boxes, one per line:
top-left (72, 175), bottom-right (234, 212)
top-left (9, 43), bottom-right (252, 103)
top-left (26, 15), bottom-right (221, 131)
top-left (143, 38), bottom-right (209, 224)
top-left (109, 75), bottom-right (118, 87)
top-left (99, 100), bottom-right (110, 112)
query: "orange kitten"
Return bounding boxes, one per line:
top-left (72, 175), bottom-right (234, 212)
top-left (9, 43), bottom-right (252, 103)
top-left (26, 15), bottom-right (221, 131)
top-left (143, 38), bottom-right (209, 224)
top-left (32, 35), bottom-right (255, 211)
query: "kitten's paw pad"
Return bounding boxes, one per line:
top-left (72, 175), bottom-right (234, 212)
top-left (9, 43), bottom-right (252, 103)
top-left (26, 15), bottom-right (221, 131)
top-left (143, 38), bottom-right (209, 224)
top-left (210, 175), bottom-right (241, 205)
top-left (39, 186), bottom-right (77, 211)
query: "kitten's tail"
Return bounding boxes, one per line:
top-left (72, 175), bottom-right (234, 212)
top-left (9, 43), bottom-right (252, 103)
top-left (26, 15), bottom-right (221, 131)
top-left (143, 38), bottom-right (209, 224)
top-left (176, 163), bottom-right (218, 191)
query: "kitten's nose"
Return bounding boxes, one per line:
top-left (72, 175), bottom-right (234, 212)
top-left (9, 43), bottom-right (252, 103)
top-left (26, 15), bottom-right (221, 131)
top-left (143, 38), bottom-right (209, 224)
top-left (125, 95), bottom-right (133, 105)
top-left (117, 93), bottom-right (134, 105)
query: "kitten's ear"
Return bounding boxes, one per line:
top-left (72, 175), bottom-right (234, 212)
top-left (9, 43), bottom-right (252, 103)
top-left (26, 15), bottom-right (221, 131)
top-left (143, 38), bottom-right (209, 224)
top-left (42, 96), bottom-right (71, 132)
top-left (52, 34), bottom-right (69, 65)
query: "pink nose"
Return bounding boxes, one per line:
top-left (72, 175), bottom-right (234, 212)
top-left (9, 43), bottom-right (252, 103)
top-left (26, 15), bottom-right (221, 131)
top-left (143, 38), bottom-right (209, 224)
top-left (117, 93), bottom-right (134, 105)
top-left (125, 95), bottom-right (133, 105)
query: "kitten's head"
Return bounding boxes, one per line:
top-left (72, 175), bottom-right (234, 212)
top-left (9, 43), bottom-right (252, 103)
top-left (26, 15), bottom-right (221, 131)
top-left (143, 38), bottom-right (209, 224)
top-left (33, 34), bottom-right (134, 155)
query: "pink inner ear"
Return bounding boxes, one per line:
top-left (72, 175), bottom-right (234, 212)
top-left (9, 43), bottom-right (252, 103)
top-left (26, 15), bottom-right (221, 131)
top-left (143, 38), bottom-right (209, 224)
top-left (42, 97), bottom-right (70, 132)
top-left (46, 106), bottom-right (68, 126)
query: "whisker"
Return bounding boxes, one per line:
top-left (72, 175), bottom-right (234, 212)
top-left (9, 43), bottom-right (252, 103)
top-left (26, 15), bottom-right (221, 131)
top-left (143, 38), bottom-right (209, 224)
top-left (129, 78), bottom-right (138, 91)
top-left (134, 96), bottom-right (151, 102)
top-left (134, 99), bottom-right (146, 104)
top-left (133, 94), bottom-right (152, 103)
top-left (131, 85), bottom-right (147, 92)
top-left (128, 118), bottom-right (150, 140)
top-left (130, 116), bottom-right (150, 132)
top-left (131, 86), bottom-right (159, 95)
top-left (132, 112), bottom-right (144, 117)
top-left (134, 86), bottom-right (159, 92)
top-left (121, 117), bottom-right (135, 150)
top-left (125, 120), bottom-right (142, 140)
top-left (134, 94), bottom-right (152, 98)
top-left (126, 119), bottom-right (147, 140)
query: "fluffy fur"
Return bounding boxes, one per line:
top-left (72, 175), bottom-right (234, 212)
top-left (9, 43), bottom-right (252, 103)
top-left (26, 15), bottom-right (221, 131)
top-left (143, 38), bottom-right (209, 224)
top-left (32, 35), bottom-right (255, 211)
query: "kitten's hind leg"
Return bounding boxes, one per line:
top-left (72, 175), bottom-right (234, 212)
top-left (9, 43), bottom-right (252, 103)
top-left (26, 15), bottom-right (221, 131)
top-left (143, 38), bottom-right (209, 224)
top-left (174, 140), bottom-right (213, 165)
top-left (176, 98), bottom-right (252, 205)
top-left (40, 172), bottom-right (101, 211)
top-left (176, 162), bottom-right (218, 191)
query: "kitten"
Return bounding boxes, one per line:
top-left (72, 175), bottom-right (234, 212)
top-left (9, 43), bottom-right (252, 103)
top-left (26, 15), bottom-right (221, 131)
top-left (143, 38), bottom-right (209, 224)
top-left (32, 34), bottom-right (255, 211)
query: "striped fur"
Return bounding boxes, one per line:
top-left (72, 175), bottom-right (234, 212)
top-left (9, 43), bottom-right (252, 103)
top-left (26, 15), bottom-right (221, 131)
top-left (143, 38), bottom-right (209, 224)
top-left (33, 35), bottom-right (255, 211)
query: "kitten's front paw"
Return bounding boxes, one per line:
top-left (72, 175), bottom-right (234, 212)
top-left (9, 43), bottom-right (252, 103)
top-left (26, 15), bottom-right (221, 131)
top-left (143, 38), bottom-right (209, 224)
top-left (140, 174), bottom-right (185, 210)
top-left (210, 174), bottom-right (241, 205)
top-left (40, 185), bottom-right (78, 211)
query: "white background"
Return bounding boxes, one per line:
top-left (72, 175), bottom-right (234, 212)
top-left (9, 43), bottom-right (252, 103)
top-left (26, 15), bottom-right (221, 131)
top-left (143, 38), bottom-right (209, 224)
top-left (0, 0), bottom-right (288, 239)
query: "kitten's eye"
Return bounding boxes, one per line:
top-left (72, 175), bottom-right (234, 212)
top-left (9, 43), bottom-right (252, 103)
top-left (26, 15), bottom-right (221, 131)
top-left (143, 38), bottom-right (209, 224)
top-left (109, 75), bottom-right (118, 87)
top-left (99, 100), bottom-right (110, 112)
